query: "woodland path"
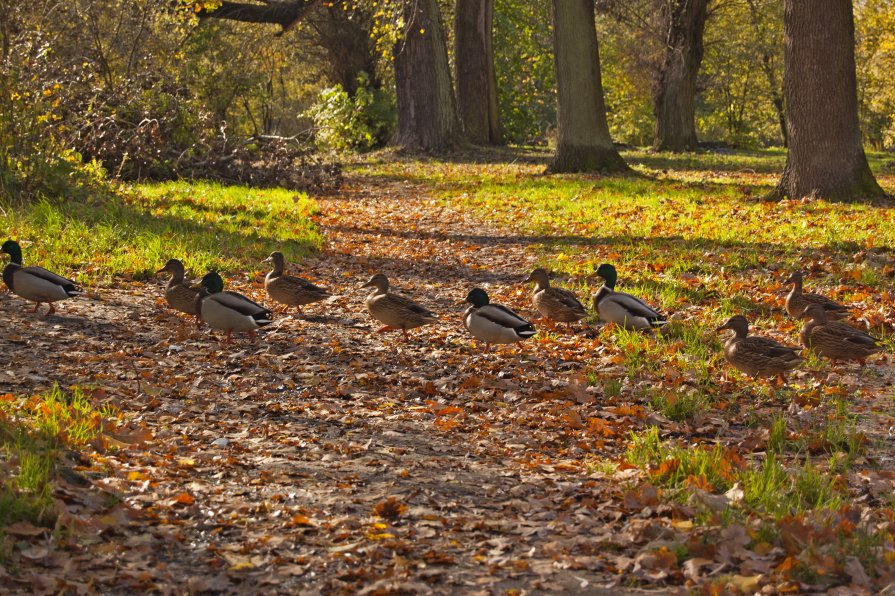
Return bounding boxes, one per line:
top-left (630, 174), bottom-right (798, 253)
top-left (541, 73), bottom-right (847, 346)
top-left (1, 176), bottom-right (671, 594)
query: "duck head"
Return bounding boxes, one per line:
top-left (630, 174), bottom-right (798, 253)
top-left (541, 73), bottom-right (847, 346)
top-left (157, 258), bottom-right (185, 276)
top-left (465, 288), bottom-right (490, 308)
top-left (595, 263), bottom-right (617, 290)
top-left (361, 273), bottom-right (389, 292)
top-left (798, 303), bottom-right (828, 323)
top-left (784, 271), bottom-right (803, 286)
top-left (1, 240), bottom-right (23, 265)
top-left (200, 271), bottom-right (225, 294)
top-left (716, 314), bottom-right (749, 337)
top-left (524, 268), bottom-right (550, 288)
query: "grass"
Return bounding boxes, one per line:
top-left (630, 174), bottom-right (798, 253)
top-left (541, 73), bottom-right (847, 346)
top-left (628, 427), bottom-right (845, 518)
top-left (0, 386), bottom-right (115, 541)
top-left (1, 180), bottom-right (323, 285)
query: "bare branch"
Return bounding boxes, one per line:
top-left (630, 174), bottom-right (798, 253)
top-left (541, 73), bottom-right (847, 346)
top-left (199, 0), bottom-right (322, 33)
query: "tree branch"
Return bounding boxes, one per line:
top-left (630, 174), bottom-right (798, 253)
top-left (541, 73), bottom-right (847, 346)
top-left (199, 0), bottom-right (323, 33)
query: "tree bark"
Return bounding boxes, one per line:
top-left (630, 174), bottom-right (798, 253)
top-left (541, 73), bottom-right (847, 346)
top-left (652, 0), bottom-right (709, 152)
top-left (454, 0), bottom-right (501, 144)
top-left (549, 0), bottom-right (627, 173)
top-left (394, 0), bottom-right (462, 152)
top-left (772, 0), bottom-right (884, 201)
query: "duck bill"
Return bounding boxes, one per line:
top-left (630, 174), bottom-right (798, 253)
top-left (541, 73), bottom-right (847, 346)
top-left (262, 256), bottom-right (273, 263)
top-left (715, 324), bottom-right (730, 333)
top-left (155, 267), bottom-right (167, 275)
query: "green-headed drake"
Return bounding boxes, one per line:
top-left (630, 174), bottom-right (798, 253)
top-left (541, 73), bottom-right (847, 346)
top-left (593, 263), bottom-right (666, 332)
top-left (463, 288), bottom-right (536, 353)
top-left (195, 271), bottom-right (273, 343)
top-left (1, 239), bottom-right (83, 316)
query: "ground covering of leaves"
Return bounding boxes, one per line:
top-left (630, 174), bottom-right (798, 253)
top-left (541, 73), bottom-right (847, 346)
top-left (2, 154), bottom-right (895, 594)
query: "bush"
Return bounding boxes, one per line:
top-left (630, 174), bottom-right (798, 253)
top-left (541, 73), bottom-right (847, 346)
top-left (305, 73), bottom-right (395, 151)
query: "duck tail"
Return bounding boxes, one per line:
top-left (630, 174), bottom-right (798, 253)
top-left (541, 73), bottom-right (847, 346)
top-left (515, 323), bottom-right (536, 339)
top-left (64, 283), bottom-right (84, 297)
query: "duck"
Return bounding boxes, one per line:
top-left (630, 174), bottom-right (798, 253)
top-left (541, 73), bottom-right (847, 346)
top-left (195, 271), bottom-right (273, 343)
top-left (784, 271), bottom-right (850, 320)
top-left (463, 288), bottom-right (536, 353)
top-left (524, 268), bottom-right (586, 324)
top-left (263, 251), bottom-right (332, 316)
top-left (157, 258), bottom-right (200, 325)
top-left (798, 303), bottom-right (881, 365)
top-left (361, 273), bottom-right (436, 341)
top-left (1, 239), bottom-right (83, 316)
top-left (716, 315), bottom-right (803, 382)
top-left (593, 263), bottom-right (666, 332)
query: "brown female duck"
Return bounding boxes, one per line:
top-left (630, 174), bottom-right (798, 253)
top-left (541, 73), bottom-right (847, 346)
top-left (784, 271), bottom-right (849, 320)
top-left (524, 268), bottom-right (586, 324)
top-left (362, 273), bottom-right (436, 341)
top-left (263, 251), bottom-right (331, 316)
top-left (717, 315), bottom-right (803, 382)
top-left (799, 304), bottom-right (881, 365)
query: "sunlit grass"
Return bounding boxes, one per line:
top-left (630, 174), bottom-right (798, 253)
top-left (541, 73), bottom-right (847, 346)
top-left (1, 180), bottom-right (323, 285)
top-left (0, 386), bottom-right (117, 531)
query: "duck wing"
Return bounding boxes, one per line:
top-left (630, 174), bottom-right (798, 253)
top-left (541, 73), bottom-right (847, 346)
top-left (22, 265), bottom-right (82, 294)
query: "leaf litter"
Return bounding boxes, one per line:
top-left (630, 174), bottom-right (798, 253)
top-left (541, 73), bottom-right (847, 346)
top-left (0, 173), bottom-right (894, 594)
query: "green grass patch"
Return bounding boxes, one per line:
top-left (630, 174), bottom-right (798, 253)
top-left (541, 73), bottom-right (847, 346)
top-left (1, 180), bottom-right (323, 285)
top-left (628, 427), bottom-right (846, 520)
top-left (0, 386), bottom-right (116, 532)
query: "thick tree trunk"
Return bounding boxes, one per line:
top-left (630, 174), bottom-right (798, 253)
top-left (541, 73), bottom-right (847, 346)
top-left (394, 0), bottom-right (462, 152)
top-left (454, 0), bottom-right (501, 144)
top-left (772, 0), bottom-right (884, 201)
top-left (549, 0), bottom-right (627, 173)
top-left (652, 0), bottom-right (709, 152)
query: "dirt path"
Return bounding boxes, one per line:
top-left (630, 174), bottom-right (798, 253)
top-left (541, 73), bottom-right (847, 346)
top-left (1, 177), bottom-right (667, 594)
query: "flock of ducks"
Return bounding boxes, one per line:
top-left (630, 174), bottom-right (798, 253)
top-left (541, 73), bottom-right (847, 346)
top-left (1, 239), bottom-right (885, 381)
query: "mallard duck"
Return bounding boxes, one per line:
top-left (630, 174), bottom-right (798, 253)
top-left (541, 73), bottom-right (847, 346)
top-left (717, 315), bottom-right (803, 382)
top-left (524, 268), bottom-right (586, 324)
top-left (593, 263), bottom-right (666, 332)
top-left (157, 258), bottom-right (200, 325)
top-left (1, 239), bottom-right (83, 316)
top-left (195, 271), bottom-right (273, 343)
top-left (263, 251), bottom-right (331, 315)
top-left (463, 288), bottom-right (536, 353)
top-left (799, 303), bottom-right (881, 364)
top-left (784, 271), bottom-right (849, 320)
top-left (361, 273), bottom-right (436, 340)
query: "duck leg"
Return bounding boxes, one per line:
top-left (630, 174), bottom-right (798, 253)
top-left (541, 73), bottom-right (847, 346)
top-left (377, 325), bottom-right (394, 333)
top-left (249, 330), bottom-right (257, 343)
top-left (484, 343), bottom-right (490, 354)
top-left (402, 329), bottom-right (410, 342)
top-left (45, 302), bottom-right (56, 316)
top-left (30, 302), bottom-right (42, 313)
top-left (224, 329), bottom-right (233, 344)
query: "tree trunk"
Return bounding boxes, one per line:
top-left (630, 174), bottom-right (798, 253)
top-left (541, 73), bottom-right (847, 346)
top-left (772, 0), bottom-right (884, 201)
top-left (549, 0), bottom-right (627, 173)
top-left (454, 0), bottom-right (501, 144)
top-left (652, 0), bottom-right (709, 152)
top-left (394, 0), bottom-right (462, 152)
